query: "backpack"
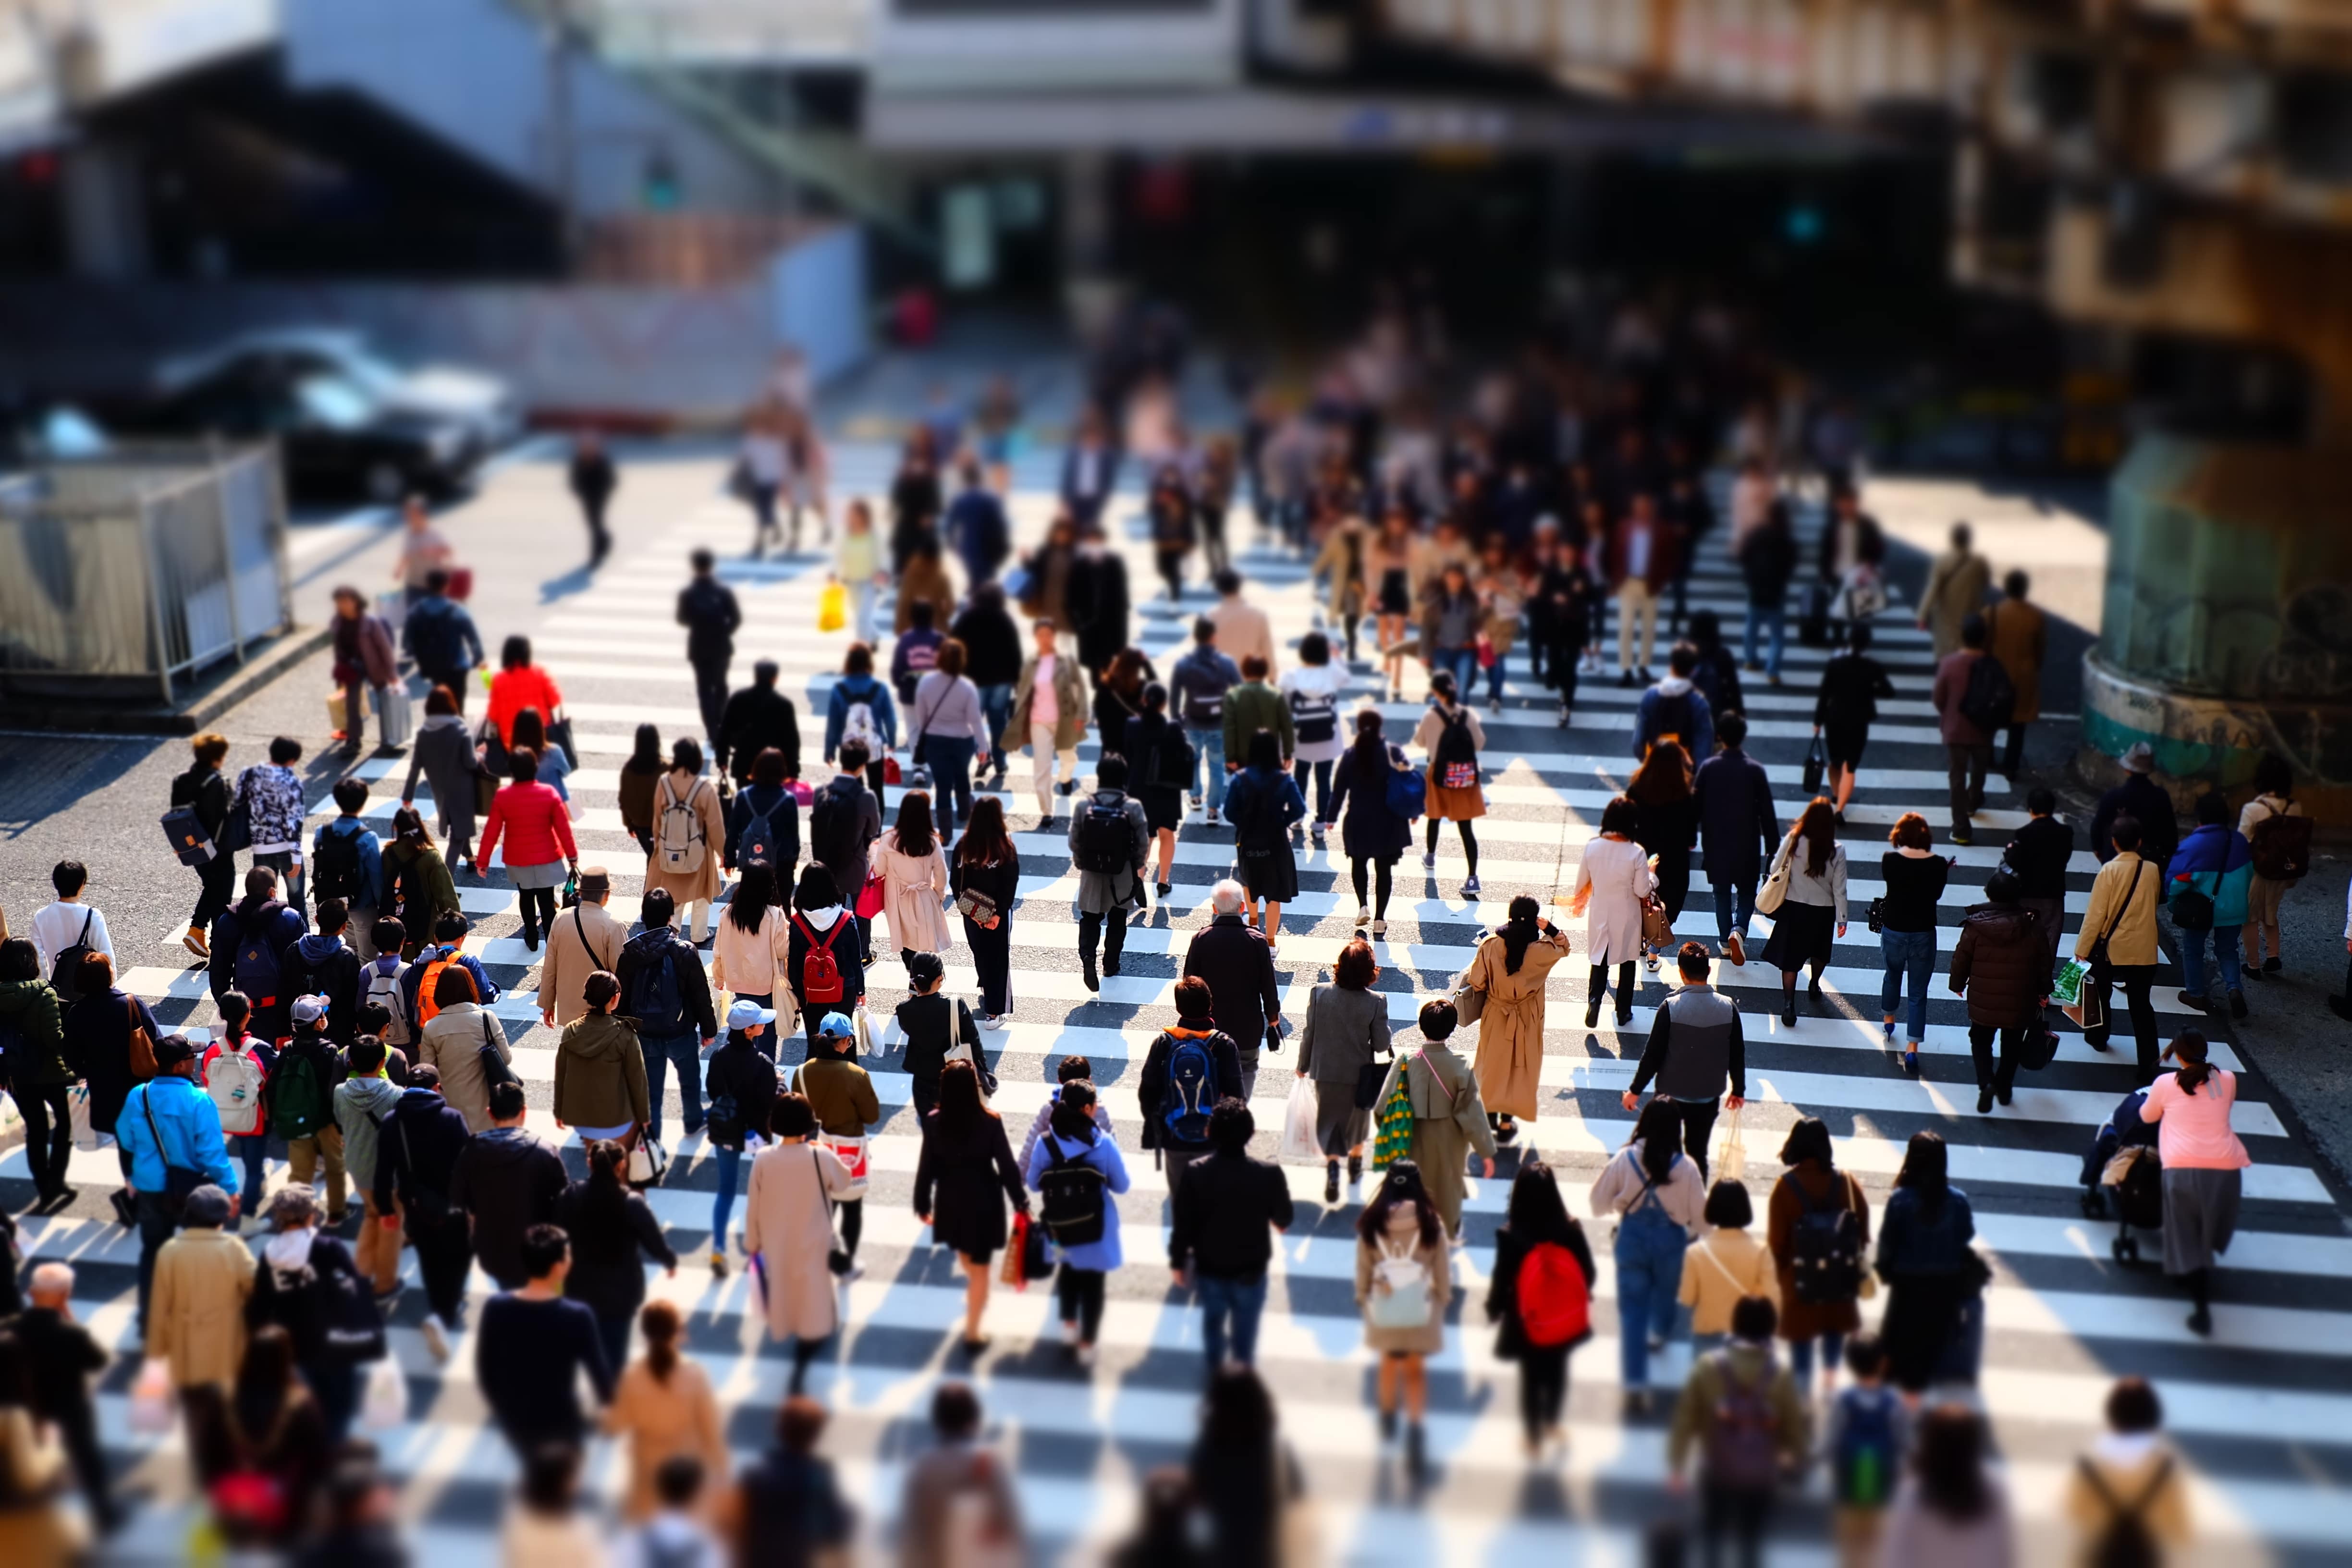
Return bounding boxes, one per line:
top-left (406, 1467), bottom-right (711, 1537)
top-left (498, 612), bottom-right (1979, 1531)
top-left (363, 960), bottom-right (410, 1045)
top-left (839, 693), bottom-right (884, 755)
top-left (809, 784), bottom-right (860, 871)
top-left (208, 1047), bottom-right (266, 1137)
top-left (1831, 1386), bottom-right (1901, 1507)
top-left (48, 908), bottom-right (97, 1004)
top-left (231, 903), bottom-right (288, 1003)
top-left (1159, 1034), bottom-right (1216, 1146)
top-left (1073, 797), bottom-right (1133, 876)
top-left (1037, 1138), bottom-right (1108, 1246)
top-left (1788, 1175), bottom-right (1865, 1303)
top-left (1289, 681), bottom-right (1337, 746)
top-left (740, 793), bottom-right (786, 867)
top-left (1385, 754), bottom-right (1427, 821)
top-left (1700, 1352), bottom-right (1783, 1489)
top-left (1959, 652), bottom-right (2017, 733)
top-left (1515, 1239), bottom-right (1590, 1348)
top-left (414, 952), bottom-right (461, 1027)
top-left (2079, 1455), bottom-right (2172, 1568)
top-left (313, 823), bottom-right (368, 903)
top-left (626, 938), bottom-right (690, 1030)
top-left (794, 915), bottom-right (846, 1005)
top-left (1432, 709), bottom-right (1479, 790)
top-left (1646, 690), bottom-right (1696, 757)
top-left (2249, 808), bottom-right (2312, 882)
top-left (656, 775), bottom-right (709, 876)
top-left (271, 1046), bottom-right (333, 1139)
top-left (1367, 1234), bottom-right (1433, 1330)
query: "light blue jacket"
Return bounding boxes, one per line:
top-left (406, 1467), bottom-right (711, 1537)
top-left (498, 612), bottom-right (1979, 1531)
top-left (1024, 1126), bottom-right (1131, 1272)
top-left (116, 1074), bottom-right (240, 1196)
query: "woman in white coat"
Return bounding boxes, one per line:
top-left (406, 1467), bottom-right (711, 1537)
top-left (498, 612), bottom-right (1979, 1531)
top-left (872, 791), bottom-right (950, 969)
top-left (742, 1091), bottom-right (862, 1396)
top-left (1569, 796), bottom-right (1657, 1030)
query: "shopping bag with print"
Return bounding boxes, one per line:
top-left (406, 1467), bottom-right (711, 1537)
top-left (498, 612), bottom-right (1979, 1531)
top-left (818, 579), bottom-right (848, 633)
top-left (326, 689), bottom-right (353, 735)
top-left (68, 1083), bottom-right (110, 1151)
top-left (1278, 1077), bottom-right (1322, 1163)
top-left (1371, 1066), bottom-right (1415, 1172)
top-left (2050, 957), bottom-right (2088, 1008)
top-left (999, 1213), bottom-right (1030, 1288)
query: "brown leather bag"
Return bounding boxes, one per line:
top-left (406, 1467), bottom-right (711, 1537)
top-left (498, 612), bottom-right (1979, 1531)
top-left (1641, 896), bottom-right (1674, 952)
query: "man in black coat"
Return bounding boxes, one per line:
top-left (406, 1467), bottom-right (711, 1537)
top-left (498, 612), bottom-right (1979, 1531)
top-left (12, 1261), bottom-right (115, 1531)
top-left (372, 1067), bottom-right (474, 1360)
top-left (1180, 882), bottom-right (1283, 1100)
top-left (1069, 533), bottom-right (1133, 680)
top-left (1167, 1097), bottom-right (1294, 1379)
top-left (569, 432), bottom-right (617, 567)
top-left (716, 659), bottom-right (803, 785)
top-left (1691, 711), bottom-right (1778, 959)
top-left (448, 1081), bottom-right (568, 1290)
top-left (2090, 742), bottom-right (2178, 875)
top-left (952, 583), bottom-right (1026, 785)
top-left (676, 548), bottom-right (743, 751)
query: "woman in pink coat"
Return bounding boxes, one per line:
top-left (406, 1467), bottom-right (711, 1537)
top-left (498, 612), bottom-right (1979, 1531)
top-left (1570, 795), bottom-right (1658, 1030)
top-left (2137, 1030), bottom-right (2251, 1338)
top-left (476, 747), bottom-right (579, 952)
top-left (872, 790), bottom-right (950, 968)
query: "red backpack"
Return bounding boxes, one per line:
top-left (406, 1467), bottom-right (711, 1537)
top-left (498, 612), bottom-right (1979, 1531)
top-left (794, 913), bottom-right (846, 1005)
top-left (1516, 1240), bottom-right (1590, 1348)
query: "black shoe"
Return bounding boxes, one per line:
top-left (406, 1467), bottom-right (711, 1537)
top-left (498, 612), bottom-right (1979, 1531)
top-left (2175, 990), bottom-right (2210, 1012)
top-left (1379, 1406), bottom-right (1398, 1443)
top-left (1976, 1087), bottom-right (1994, 1115)
top-left (1405, 1421), bottom-right (1428, 1484)
top-left (1348, 1153), bottom-right (1362, 1185)
top-left (2186, 1306), bottom-right (2213, 1337)
top-left (1781, 1003), bottom-right (1798, 1028)
top-left (1585, 998), bottom-right (1602, 1029)
top-left (1057, 779), bottom-right (1077, 796)
top-left (1102, 957), bottom-right (1121, 978)
top-left (1325, 1163), bottom-right (1341, 1204)
top-left (1617, 670), bottom-right (1637, 688)
top-left (2086, 1034), bottom-right (2113, 1052)
top-left (2242, 963), bottom-right (2265, 982)
top-left (1494, 1115), bottom-right (1518, 1146)
top-left (522, 931), bottom-right (540, 953)
top-left (1616, 1009), bottom-right (1634, 1029)
top-left (2229, 991), bottom-right (2248, 1019)
top-left (2331, 995), bottom-right (2352, 1023)
top-left (1156, 882), bottom-right (1172, 900)
top-left (1997, 1084), bottom-right (2013, 1106)
top-left (109, 1189), bottom-right (136, 1227)
top-left (1951, 831), bottom-right (1973, 846)
top-left (2264, 956), bottom-right (2283, 974)
top-left (1081, 960), bottom-right (1099, 993)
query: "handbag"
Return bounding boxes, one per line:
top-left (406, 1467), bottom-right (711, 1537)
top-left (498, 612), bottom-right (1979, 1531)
top-left (954, 886), bottom-right (999, 924)
top-left (2169, 882), bottom-right (2214, 931)
top-left (327, 688), bottom-right (354, 734)
top-left (856, 872), bottom-right (886, 919)
top-left (477, 1013), bottom-right (517, 1091)
top-left (1865, 896), bottom-right (1885, 934)
top-left (1801, 731), bottom-right (1827, 796)
top-left (1641, 896), bottom-right (1673, 950)
top-left (1755, 839), bottom-right (1794, 917)
top-left (138, 1084), bottom-right (208, 1219)
top-left (1451, 979), bottom-right (1486, 1029)
top-left (817, 579), bottom-right (848, 633)
top-left (625, 1132), bottom-right (669, 1188)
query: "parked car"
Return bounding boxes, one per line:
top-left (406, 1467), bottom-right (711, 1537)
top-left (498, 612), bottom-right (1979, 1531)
top-left (135, 361), bottom-right (478, 502)
top-left (159, 330), bottom-right (522, 454)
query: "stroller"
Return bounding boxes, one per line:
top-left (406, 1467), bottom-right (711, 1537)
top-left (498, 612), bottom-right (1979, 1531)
top-left (2080, 1085), bottom-right (2163, 1263)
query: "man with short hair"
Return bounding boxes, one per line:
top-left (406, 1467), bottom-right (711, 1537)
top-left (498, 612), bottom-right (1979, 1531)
top-left (1181, 881), bottom-right (1283, 1101)
top-left (716, 660), bottom-right (802, 789)
top-left (891, 600), bottom-right (946, 706)
top-left (1220, 654), bottom-right (1293, 776)
top-left (1623, 943), bottom-right (1748, 1177)
top-left (1985, 568), bottom-right (2046, 780)
top-left (1929, 612), bottom-right (1999, 846)
top-left (811, 744), bottom-right (884, 962)
top-left (1137, 978), bottom-right (1245, 1192)
top-left (235, 737), bottom-right (313, 912)
top-left (677, 547), bottom-right (743, 750)
top-left (207, 865), bottom-right (308, 1042)
top-left (1692, 712), bottom-right (1777, 959)
top-left (1918, 521), bottom-right (1992, 660)
top-left (312, 777), bottom-right (386, 958)
top-left (450, 1079), bottom-right (569, 1290)
top-left (400, 911), bottom-right (501, 1026)
top-left (2004, 787), bottom-right (2073, 987)
top-left (539, 865), bottom-right (626, 1028)
top-left (945, 455), bottom-right (1011, 586)
top-left (1634, 643), bottom-right (1716, 763)
top-left (475, 1224), bottom-right (614, 1457)
top-left (1009, 617), bottom-right (1087, 821)
top-left (15, 1261), bottom-right (114, 1531)
top-left (1608, 492), bottom-right (1677, 685)
top-left (1207, 568), bottom-right (1276, 677)
top-left (1168, 1097), bottom-right (1294, 1377)
top-left (113, 1035), bottom-right (240, 1329)
top-left (617, 888), bottom-right (719, 1136)
top-left (1170, 617), bottom-right (1241, 822)
top-left (400, 570), bottom-right (485, 712)
top-left (1070, 754), bottom-right (1150, 991)
top-left (282, 899), bottom-right (365, 1043)
top-left (373, 1061), bottom-right (474, 1359)
top-left (31, 860), bottom-right (112, 1000)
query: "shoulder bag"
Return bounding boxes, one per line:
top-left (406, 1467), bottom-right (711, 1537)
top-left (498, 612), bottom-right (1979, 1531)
top-left (138, 1085), bottom-right (208, 1218)
top-left (1755, 837), bottom-right (1795, 917)
top-left (2086, 863), bottom-right (2149, 973)
top-left (478, 1012), bottom-right (517, 1091)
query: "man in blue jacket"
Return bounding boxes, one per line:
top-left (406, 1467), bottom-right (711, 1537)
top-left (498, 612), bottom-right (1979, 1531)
top-left (1691, 711), bottom-right (1779, 960)
top-left (944, 457), bottom-right (1010, 586)
top-left (2166, 791), bottom-right (2254, 1019)
top-left (113, 1035), bottom-right (239, 1329)
top-left (399, 569), bottom-right (485, 713)
top-left (1632, 643), bottom-right (1716, 763)
top-left (1170, 618), bottom-right (1241, 823)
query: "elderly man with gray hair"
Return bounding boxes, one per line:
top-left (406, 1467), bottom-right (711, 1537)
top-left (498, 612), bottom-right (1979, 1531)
top-left (14, 1261), bottom-right (114, 1531)
top-left (1181, 878), bottom-right (1285, 1100)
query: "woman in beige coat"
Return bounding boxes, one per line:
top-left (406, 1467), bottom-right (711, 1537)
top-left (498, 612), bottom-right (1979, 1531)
top-left (1676, 1179), bottom-right (1779, 1345)
top-left (416, 968), bottom-right (513, 1133)
top-left (743, 1092), bottom-right (863, 1396)
top-left (1355, 1161), bottom-right (1452, 1484)
top-left (1462, 896), bottom-right (1571, 1143)
top-left (1375, 999), bottom-right (1498, 1237)
top-left (873, 792), bottom-right (950, 964)
top-left (643, 737), bottom-right (729, 943)
top-left (2074, 816), bottom-right (2164, 1073)
top-left (603, 1300), bottom-right (728, 1522)
top-left (146, 1184), bottom-right (251, 1391)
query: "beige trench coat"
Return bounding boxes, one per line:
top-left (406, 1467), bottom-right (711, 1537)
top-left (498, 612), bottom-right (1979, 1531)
top-left (643, 769), bottom-right (729, 908)
top-left (1921, 547), bottom-right (1991, 659)
top-left (874, 837), bottom-right (950, 956)
top-left (146, 1227), bottom-right (253, 1388)
top-left (1984, 598), bottom-right (2047, 724)
top-left (1464, 928), bottom-right (1571, 1119)
top-left (743, 1140), bottom-right (861, 1342)
top-left (1375, 1038), bottom-right (1498, 1236)
top-left (603, 1357), bottom-right (729, 1522)
top-left (539, 897), bottom-right (625, 1025)
top-left (416, 1000), bottom-right (513, 1133)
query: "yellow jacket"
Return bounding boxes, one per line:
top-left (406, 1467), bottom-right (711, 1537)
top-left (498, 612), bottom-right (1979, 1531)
top-left (1677, 1225), bottom-right (1779, 1336)
top-left (2076, 852), bottom-right (2162, 968)
top-left (146, 1227), bottom-right (253, 1389)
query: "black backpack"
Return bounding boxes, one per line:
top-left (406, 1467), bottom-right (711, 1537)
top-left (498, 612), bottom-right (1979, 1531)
top-left (741, 793), bottom-right (786, 866)
top-left (1037, 1137), bottom-right (1108, 1246)
top-left (1432, 709), bottom-right (1479, 790)
top-left (1959, 653), bottom-right (2017, 733)
top-left (312, 823), bottom-right (368, 904)
top-left (1289, 683), bottom-right (1337, 746)
top-left (1073, 797), bottom-right (1132, 876)
top-left (48, 908), bottom-right (97, 1004)
top-left (809, 784), bottom-right (858, 870)
top-left (1787, 1176), bottom-right (1865, 1303)
top-left (1647, 690), bottom-right (1697, 753)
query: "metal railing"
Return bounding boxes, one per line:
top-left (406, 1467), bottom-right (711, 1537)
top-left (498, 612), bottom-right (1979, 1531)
top-left (0, 443), bottom-right (290, 704)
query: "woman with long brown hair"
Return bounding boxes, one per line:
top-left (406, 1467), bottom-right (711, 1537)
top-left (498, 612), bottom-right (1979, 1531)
top-left (1628, 738), bottom-right (1697, 970)
top-left (913, 1059), bottom-right (1029, 1354)
top-left (1760, 797), bottom-right (1849, 1028)
top-left (874, 790), bottom-right (950, 968)
top-left (951, 796), bottom-right (1019, 1024)
top-left (603, 1299), bottom-right (727, 1521)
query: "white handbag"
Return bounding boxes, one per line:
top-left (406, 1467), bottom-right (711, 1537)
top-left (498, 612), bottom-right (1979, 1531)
top-left (1755, 839), bottom-right (1794, 917)
top-left (626, 1133), bottom-right (670, 1187)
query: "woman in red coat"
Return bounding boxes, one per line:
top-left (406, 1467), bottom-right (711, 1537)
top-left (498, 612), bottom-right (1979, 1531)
top-left (476, 747), bottom-right (579, 952)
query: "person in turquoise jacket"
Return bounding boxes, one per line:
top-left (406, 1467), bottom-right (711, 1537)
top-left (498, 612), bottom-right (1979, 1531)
top-left (114, 1034), bottom-right (241, 1329)
top-left (1022, 1079), bottom-right (1131, 1368)
top-left (2166, 791), bottom-right (2254, 1018)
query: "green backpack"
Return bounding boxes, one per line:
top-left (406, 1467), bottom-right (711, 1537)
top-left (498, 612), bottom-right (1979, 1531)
top-left (270, 1049), bottom-right (333, 1140)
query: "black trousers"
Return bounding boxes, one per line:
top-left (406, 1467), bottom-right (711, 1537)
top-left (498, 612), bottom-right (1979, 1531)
top-left (2085, 964), bottom-right (2161, 1083)
top-left (691, 656), bottom-right (731, 747)
top-left (1425, 818), bottom-right (1479, 874)
top-left (838, 1197), bottom-right (863, 1258)
top-left (53, 1400), bottom-right (114, 1529)
top-left (517, 885), bottom-right (557, 944)
top-left (1519, 1343), bottom-right (1569, 1444)
top-left (191, 850), bottom-right (238, 932)
top-left (1590, 961), bottom-right (1638, 1012)
top-left (423, 666), bottom-right (469, 714)
top-left (1350, 857), bottom-right (1396, 919)
top-left (1700, 1484), bottom-right (1772, 1568)
top-left (409, 1212), bottom-right (475, 1329)
top-left (135, 1190), bottom-right (178, 1331)
top-left (965, 914), bottom-right (1012, 1014)
top-left (1660, 1096), bottom-right (1720, 1179)
top-left (1057, 1264), bottom-right (1107, 1343)
top-left (580, 497), bottom-right (610, 563)
top-left (1970, 1022), bottom-right (2026, 1094)
top-left (1079, 909), bottom-right (1128, 971)
top-left (12, 1083), bottom-right (71, 1201)
top-left (2000, 721), bottom-right (2028, 777)
top-left (1947, 742), bottom-right (1991, 836)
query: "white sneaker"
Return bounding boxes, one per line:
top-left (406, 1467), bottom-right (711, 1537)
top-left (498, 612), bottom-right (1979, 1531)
top-left (1354, 906), bottom-right (1371, 927)
top-left (420, 1317), bottom-right (451, 1363)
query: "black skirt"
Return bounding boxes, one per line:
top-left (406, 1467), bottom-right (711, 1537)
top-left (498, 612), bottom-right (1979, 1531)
top-left (1760, 899), bottom-right (1838, 971)
top-left (1139, 784), bottom-right (1185, 833)
top-left (1823, 724), bottom-right (1870, 768)
top-left (1236, 845), bottom-right (1299, 903)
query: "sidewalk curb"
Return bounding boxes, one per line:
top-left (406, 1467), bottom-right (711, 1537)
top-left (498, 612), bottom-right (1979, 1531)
top-left (0, 625), bottom-right (333, 737)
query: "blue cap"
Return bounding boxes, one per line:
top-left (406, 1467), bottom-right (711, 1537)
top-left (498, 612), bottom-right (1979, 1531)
top-left (725, 998), bottom-right (775, 1030)
top-left (819, 1011), bottom-right (854, 1039)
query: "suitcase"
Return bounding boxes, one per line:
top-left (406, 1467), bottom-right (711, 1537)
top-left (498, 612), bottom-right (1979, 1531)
top-left (372, 684), bottom-right (414, 748)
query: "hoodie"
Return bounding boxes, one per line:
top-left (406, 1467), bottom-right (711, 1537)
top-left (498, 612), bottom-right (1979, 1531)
top-left (282, 933), bottom-right (363, 1042)
top-left (552, 1012), bottom-right (651, 1131)
top-left (0, 979), bottom-right (70, 1086)
top-left (1634, 675), bottom-right (1715, 762)
top-left (371, 1086), bottom-right (471, 1214)
top-left (616, 926), bottom-right (716, 1040)
top-left (448, 1125), bottom-right (568, 1288)
top-left (2167, 822), bottom-right (2255, 928)
top-left (333, 1072), bottom-right (404, 1190)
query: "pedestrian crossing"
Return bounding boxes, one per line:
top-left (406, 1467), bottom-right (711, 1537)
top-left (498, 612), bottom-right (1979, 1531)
top-left (59, 444), bottom-right (2352, 1562)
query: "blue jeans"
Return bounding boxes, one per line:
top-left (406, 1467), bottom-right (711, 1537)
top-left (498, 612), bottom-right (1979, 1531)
top-left (1485, 649), bottom-right (1507, 706)
top-left (710, 1144), bottom-right (743, 1250)
top-left (229, 1134), bottom-right (270, 1218)
top-left (2178, 922), bottom-right (2246, 999)
top-left (1879, 928), bottom-right (1937, 1043)
top-left (1742, 604), bottom-right (1786, 677)
top-left (1713, 876), bottom-right (1756, 940)
top-left (1789, 1331), bottom-right (1846, 1382)
top-left (1187, 727), bottom-right (1228, 810)
top-left (1615, 1205), bottom-right (1687, 1389)
top-left (643, 1030), bottom-right (704, 1134)
top-left (1196, 1273), bottom-right (1268, 1372)
top-left (1434, 645), bottom-right (1478, 699)
top-left (923, 736), bottom-right (978, 840)
top-left (977, 683), bottom-right (1014, 772)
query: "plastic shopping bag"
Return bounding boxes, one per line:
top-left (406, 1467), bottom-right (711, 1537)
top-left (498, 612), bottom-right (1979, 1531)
top-left (360, 1357), bottom-right (407, 1432)
top-left (2050, 957), bottom-right (2088, 1008)
top-left (818, 579), bottom-right (848, 633)
top-left (1716, 1105), bottom-right (1747, 1181)
top-left (69, 1083), bottom-right (110, 1152)
top-left (1279, 1077), bottom-right (1322, 1163)
top-left (129, 1357), bottom-right (174, 1435)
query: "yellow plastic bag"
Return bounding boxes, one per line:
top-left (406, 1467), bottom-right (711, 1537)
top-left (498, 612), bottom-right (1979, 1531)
top-left (817, 579), bottom-right (848, 633)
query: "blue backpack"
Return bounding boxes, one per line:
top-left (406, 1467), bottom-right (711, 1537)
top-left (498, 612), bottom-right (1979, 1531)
top-left (1161, 1034), bottom-right (1216, 1147)
top-left (627, 938), bottom-right (689, 1032)
top-left (1385, 757), bottom-right (1426, 822)
top-left (232, 903), bottom-right (288, 1002)
top-left (1832, 1386), bottom-right (1901, 1507)
top-left (741, 794), bottom-right (786, 867)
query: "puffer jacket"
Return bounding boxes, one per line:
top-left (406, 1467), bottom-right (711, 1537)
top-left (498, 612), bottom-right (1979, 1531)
top-left (1947, 903), bottom-right (2048, 1027)
top-left (0, 980), bottom-right (70, 1086)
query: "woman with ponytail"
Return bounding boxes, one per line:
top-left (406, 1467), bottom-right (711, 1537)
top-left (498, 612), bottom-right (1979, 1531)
top-left (604, 1299), bottom-right (727, 1521)
top-left (1463, 894), bottom-right (1571, 1146)
top-left (1022, 1078), bottom-right (1130, 1366)
top-left (2137, 1030), bottom-right (2250, 1337)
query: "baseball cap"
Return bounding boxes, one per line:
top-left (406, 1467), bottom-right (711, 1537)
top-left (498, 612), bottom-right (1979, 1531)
top-left (818, 1011), bottom-right (854, 1039)
top-left (726, 998), bottom-right (776, 1030)
top-left (291, 995), bottom-right (330, 1026)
